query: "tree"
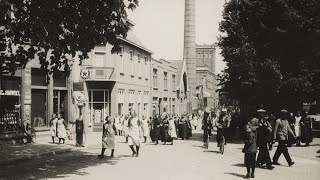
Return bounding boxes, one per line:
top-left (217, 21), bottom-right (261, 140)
top-left (218, 0), bottom-right (320, 121)
top-left (0, 0), bottom-right (138, 74)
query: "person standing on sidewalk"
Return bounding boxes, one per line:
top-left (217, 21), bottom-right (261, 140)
top-left (57, 113), bottom-right (67, 144)
top-left (98, 116), bottom-right (116, 158)
top-left (75, 115), bottom-right (84, 147)
top-left (49, 113), bottom-right (58, 144)
top-left (272, 109), bottom-right (296, 167)
top-left (243, 124), bottom-right (257, 179)
top-left (128, 111), bottom-right (141, 157)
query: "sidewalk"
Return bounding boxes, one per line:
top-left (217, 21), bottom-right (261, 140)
top-left (0, 132), bottom-right (102, 166)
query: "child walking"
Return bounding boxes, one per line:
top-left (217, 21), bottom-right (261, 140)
top-left (243, 124), bottom-right (257, 179)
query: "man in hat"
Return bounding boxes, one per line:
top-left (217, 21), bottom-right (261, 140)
top-left (272, 109), bottom-right (296, 167)
top-left (251, 109), bottom-right (274, 169)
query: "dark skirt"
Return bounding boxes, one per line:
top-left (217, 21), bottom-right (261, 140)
top-left (178, 123), bottom-right (187, 139)
top-left (160, 127), bottom-right (173, 142)
top-left (76, 133), bottom-right (84, 145)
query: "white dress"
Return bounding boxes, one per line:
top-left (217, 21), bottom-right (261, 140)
top-left (169, 119), bottom-right (177, 138)
top-left (57, 118), bottom-right (67, 138)
top-left (295, 116), bottom-right (302, 137)
top-left (115, 116), bottom-right (122, 131)
top-left (128, 117), bottom-right (141, 146)
top-left (141, 119), bottom-right (150, 137)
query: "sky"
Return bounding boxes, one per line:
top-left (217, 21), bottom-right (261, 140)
top-left (127, 0), bottom-right (227, 74)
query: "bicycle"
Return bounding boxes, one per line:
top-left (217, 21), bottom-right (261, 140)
top-left (216, 127), bottom-right (225, 154)
top-left (219, 135), bottom-right (225, 154)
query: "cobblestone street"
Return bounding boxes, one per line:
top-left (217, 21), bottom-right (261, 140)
top-left (1, 129), bottom-right (319, 180)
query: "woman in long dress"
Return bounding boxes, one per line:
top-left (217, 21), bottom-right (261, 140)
top-left (294, 111), bottom-right (302, 146)
top-left (123, 115), bottom-right (129, 142)
top-left (169, 115), bottom-right (177, 139)
top-left (141, 116), bottom-right (150, 143)
top-left (98, 116), bottom-right (116, 158)
top-left (56, 114), bottom-right (67, 144)
top-left (192, 114), bottom-right (199, 130)
top-left (301, 111), bottom-right (313, 146)
top-left (128, 111), bottom-right (141, 157)
top-left (49, 113), bottom-right (58, 144)
top-left (114, 114), bottom-right (122, 136)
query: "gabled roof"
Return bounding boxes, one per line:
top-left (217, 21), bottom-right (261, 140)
top-left (119, 31), bottom-right (153, 54)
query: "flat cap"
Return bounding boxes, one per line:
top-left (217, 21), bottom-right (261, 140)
top-left (280, 109), bottom-right (288, 113)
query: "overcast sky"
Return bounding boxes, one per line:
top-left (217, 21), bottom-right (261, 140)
top-left (127, 0), bottom-right (226, 74)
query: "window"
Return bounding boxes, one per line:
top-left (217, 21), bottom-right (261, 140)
top-left (145, 57), bottom-right (148, 79)
top-left (172, 75), bottom-right (176, 90)
top-left (153, 69), bottom-right (158, 88)
top-left (138, 53), bottom-right (142, 77)
top-left (120, 46), bottom-right (124, 74)
top-left (31, 68), bottom-right (47, 86)
top-left (129, 91), bottom-right (135, 103)
top-left (205, 53), bottom-right (209, 58)
top-left (164, 72), bottom-right (168, 89)
top-left (198, 53), bottom-right (201, 58)
top-left (130, 50), bottom-right (134, 76)
top-left (208, 53), bottom-right (211, 58)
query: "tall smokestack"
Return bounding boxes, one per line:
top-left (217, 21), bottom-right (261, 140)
top-left (183, 0), bottom-right (197, 110)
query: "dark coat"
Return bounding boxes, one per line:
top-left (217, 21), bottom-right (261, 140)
top-left (243, 131), bottom-right (257, 154)
top-left (301, 115), bottom-right (313, 143)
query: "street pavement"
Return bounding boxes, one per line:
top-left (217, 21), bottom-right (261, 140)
top-left (0, 129), bottom-right (319, 180)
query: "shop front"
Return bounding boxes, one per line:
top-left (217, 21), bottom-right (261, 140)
top-left (85, 82), bottom-right (114, 132)
top-left (0, 76), bottom-right (21, 134)
top-left (30, 68), bottom-right (69, 130)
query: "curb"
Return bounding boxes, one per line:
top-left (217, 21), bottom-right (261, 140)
top-left (0, 148), bottom-right (73, 166)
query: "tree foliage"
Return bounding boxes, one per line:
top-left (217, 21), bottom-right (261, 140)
top-left (0, 0), bottom-right (138, 74)
top-left (218, 0), bottom-right (320, 113)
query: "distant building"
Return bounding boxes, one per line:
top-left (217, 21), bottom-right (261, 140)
top-left (195, 44), bottom-right (219, 109)
top-left (151, 58), bottom-right (189, 116)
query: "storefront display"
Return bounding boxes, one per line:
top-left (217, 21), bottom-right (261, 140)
top-left (0, 76), bottom-right (21, 131)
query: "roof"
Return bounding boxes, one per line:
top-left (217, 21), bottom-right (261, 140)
top-left (118, 31), bottom-right (153, 54)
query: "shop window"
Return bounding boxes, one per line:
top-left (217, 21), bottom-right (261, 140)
top-left (31, 68), bottom-right (47, 86)
top-left (31, 89), bottom-right (47, 127)
top-left (53, 90), bottom-right (68, 120)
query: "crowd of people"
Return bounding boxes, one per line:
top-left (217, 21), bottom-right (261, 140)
top-left (242, 108), bottom-right (314, 179)
top-left (48, 106), bottom-right (315, 179)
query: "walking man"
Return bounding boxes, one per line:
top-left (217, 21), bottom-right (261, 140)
top-left (272, 109), bottom-right (296, 167)
top-left (254, 109), bottom-right (274, 169)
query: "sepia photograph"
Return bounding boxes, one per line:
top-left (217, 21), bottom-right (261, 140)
top-left (0, 0), bottom-right (319, 179)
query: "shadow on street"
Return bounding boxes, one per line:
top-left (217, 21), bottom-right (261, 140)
top-left (0, 149), bottom-right (124, 179)
top-left (224, 172), bottom-right (244, 178)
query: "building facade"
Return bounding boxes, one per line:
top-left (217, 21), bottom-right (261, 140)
top-left (151, 58), bottom-right (189, 116)
top-left (195, 44), bottom-right (219, 109)
top-left (0, 58), bottom-right (71, 141)
top-left (72, 28), bottom-right (153, 132)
